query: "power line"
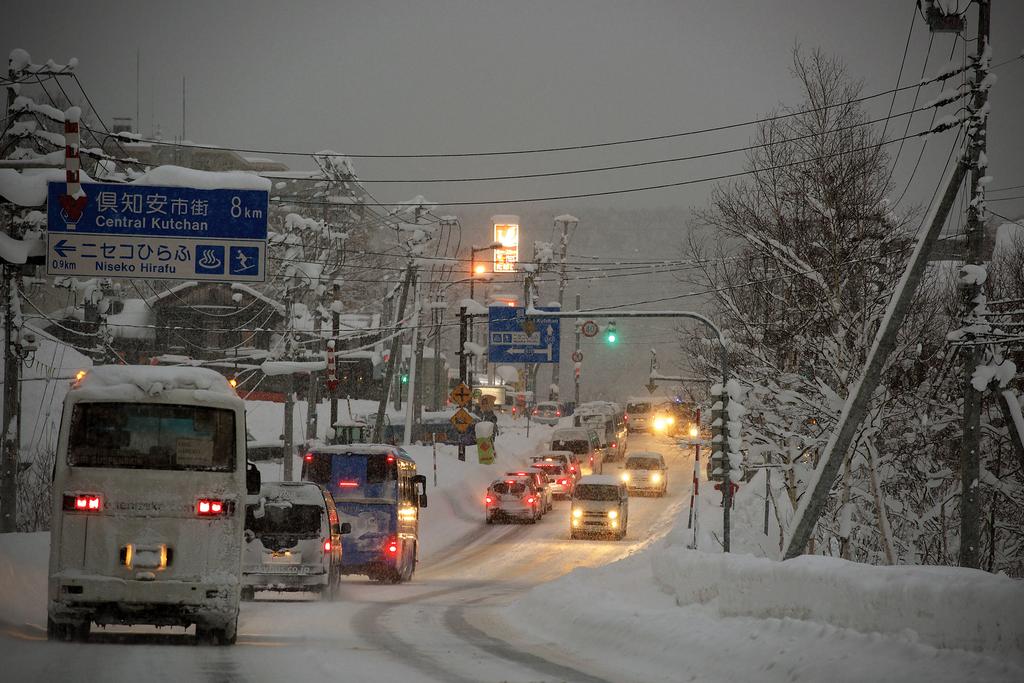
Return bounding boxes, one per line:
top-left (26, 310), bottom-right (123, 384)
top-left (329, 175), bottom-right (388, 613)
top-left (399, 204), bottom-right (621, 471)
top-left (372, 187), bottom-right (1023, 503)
top-left (987, 183), bottom-right (1024, 193)
top-left (267, 127), bottom-right (954, 207)
top-left (257, 106), bottom-right (938, 185)
top-left (88, 59), bottom-right (1012, 161)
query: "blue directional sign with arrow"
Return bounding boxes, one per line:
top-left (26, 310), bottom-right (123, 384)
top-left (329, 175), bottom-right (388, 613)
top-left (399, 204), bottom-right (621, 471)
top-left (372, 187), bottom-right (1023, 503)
top-left (45, 181), bottom-right (268, 282)
top-left (487, 306), bottom-right (560, 364)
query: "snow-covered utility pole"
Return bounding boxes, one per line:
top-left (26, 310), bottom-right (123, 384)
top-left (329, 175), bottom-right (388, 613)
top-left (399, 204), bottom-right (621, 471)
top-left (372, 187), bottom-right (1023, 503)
top-left (551, 215), bottom-right (577, 400)
top-left (782, 155), bottom-right (970, 560)
top-left (1, 51), bottom-right (77, 532)
top-left (957, 0), bottom-right (991, 569)
top-left (373, 263), bottom-right (414, 443)
top-left (404, 279), bottom-right (422, 445)
top-left (573, 293), bottom-right (581, 405)
top-left (282, 295), bottom-right (296, 481)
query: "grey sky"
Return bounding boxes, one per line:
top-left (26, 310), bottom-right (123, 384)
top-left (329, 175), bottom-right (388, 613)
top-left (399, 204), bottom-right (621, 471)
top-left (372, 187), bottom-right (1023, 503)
top-left (5, 1), bottom-right (1022, 212)
top-left (5, 1), bottom-right (1023, 399)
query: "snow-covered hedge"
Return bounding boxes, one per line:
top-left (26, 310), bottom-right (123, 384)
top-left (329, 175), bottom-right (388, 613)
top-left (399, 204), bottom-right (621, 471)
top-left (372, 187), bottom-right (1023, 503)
top-left (651, 548), bottom-right (1024, 655)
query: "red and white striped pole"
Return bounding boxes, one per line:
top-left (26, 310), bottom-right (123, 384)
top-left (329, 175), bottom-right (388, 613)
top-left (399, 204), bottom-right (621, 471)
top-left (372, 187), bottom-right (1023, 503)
top-left (326, 340), bottom-right (338, 392)
top-left (688, 443), bottom-right (700, 529)
top-left (60, 106), bottom-right (86, 229)
top-left (65, 107), bottom-right (81, 226)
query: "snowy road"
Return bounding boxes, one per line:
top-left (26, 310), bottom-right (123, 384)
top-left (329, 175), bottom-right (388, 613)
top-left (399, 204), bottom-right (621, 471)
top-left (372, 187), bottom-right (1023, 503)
top-left (1, 433), bottom-right (694, 682)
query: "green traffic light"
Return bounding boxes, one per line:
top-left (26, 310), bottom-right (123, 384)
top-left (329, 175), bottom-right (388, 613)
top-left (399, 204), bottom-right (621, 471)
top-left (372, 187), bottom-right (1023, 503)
top-left (606, 332), bottom-right (617, 344)
top-left (401, 374), bottom-right (409, 384)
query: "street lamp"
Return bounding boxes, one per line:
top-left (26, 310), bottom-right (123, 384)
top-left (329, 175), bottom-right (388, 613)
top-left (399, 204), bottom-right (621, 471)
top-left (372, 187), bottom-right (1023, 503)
top-left (470, 242), bottom-right (502, 302)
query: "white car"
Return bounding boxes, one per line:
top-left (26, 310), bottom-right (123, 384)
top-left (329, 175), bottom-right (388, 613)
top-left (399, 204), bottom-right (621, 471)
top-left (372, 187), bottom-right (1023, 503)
top-left (506, 469), bottom-right (554, 513)
top-left (570, 475), bottom-right (629, 540)
top-left (485, 477), bottom-right (543, 524)
top-left (531, 401), bottom-right (562, 425)
top-left (620, 452), bottom-right (668, 496)
top-left (531, 461), bottom-right (575, 499)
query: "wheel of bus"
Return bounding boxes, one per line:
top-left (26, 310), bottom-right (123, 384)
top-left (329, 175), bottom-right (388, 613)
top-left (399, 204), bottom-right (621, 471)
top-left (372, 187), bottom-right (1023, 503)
top-left (197, 617), bottom-right (237, 646)
top-left (47, 617), bottom-right (85, 642)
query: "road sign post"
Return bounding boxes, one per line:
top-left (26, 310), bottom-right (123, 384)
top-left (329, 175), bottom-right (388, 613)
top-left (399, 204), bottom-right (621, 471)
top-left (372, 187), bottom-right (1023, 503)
top-left (46, 181), bottom-right (268, 282)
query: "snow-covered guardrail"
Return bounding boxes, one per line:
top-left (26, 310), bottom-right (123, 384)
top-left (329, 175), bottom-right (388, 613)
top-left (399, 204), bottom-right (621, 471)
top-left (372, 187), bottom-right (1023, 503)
top-left (652, 549), bottom-right (1024, 655)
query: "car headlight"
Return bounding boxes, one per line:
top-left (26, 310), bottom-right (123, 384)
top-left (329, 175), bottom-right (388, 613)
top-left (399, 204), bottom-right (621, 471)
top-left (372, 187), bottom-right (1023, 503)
top-left (651, 472), bottom-right (662, 483)
top-left (652, 417), bottom-right (666, 431)
top-left (607, 509), bottom-right (618, 520)
top-left (572, 508), bottom-right (583, 519)
top-left (620, 472), bottom-right (630, 483)
top-left (666, 416), bottom-right (675, 425)
top-left (688, 424), bottom-right (700, 438)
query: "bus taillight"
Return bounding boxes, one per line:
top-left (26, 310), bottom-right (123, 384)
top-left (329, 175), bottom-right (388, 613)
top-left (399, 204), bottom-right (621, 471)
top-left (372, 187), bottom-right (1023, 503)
top-left (386, 537), bottom-right (399, 554)
top-left (63, 494), bottom-right (102, 512)
top-left (304, 453), bottom-right (314, 462)
top-left (323, 540), bottom-right (332, 553)
top-left (196, 499), bottom-right (226, 516)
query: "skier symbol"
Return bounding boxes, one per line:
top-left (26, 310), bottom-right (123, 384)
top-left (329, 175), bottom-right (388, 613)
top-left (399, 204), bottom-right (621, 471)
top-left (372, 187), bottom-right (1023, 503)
top-left (229, 246), bottom-right (260, 276)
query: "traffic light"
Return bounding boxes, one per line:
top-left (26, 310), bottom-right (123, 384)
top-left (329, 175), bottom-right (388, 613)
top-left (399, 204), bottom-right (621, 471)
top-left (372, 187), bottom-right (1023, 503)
top-left (708, 388), bottom-right (728, 482)
top-left (605, 320), bottom-right (618, 345)
top-left (400, 372), bottom-right (409, 384)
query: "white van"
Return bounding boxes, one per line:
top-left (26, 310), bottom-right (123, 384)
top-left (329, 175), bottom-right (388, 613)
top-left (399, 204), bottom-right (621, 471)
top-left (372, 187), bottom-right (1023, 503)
top-left (569, 475), bottom-right (629, 540)
top-left (47, 366), bottom-right (254, 645)
top-left (242, 481), bottom-right (350, 599)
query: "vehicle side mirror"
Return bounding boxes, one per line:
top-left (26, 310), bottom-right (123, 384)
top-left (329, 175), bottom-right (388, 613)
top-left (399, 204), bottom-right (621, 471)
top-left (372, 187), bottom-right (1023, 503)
top-left (246, 461), bottom-right (261, 495)
top-left (419, 494), bottom-right (428, 508)
top-left (339, 522), bottom-right (352, 535)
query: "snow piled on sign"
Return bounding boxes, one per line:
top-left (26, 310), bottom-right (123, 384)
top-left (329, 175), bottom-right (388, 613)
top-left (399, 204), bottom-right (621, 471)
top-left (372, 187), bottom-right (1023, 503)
top-left (130, 165), bottom-right (271, 191)
top-left (0, 168), bottom-right (93, 206)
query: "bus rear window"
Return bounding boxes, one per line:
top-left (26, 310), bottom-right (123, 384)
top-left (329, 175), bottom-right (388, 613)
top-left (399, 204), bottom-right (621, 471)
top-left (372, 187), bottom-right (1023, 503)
top-left (67, 402), bottom-right (236, 472)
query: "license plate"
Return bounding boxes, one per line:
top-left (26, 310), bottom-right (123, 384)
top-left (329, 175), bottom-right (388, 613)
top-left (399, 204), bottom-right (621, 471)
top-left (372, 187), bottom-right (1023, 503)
top-left (266, 552), bottom-right (300, 564)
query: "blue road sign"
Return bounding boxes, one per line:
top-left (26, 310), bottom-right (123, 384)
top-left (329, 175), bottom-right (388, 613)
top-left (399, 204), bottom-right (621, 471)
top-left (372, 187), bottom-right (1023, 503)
top-left (46, 181), bottom-right (268, 282)
top-left (488, 306), bottom-right (560, 364)
top-left (47, 181), bottom-right (268, 239)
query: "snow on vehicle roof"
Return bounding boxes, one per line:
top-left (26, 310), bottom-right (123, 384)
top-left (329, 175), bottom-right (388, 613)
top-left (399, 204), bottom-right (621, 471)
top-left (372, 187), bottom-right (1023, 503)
top-left (576, 474), bottom-right (622, 486)
top-left (551, 428), bottom-right (590, 439)
top-left (310, 444), bottom-right (414, 461)
top-left (627, 451), bottom-right (665, 460)
top-left (260, 481), bottom-right (327, 506)
top-left (71, 365), bottom-right (240, 402)
top-left (533, 450), bottom-right (574, 458)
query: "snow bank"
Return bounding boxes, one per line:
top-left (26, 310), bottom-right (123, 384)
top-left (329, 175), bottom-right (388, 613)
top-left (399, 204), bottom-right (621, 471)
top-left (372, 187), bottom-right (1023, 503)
top-left (651, 549), bottom-right (1024, 655)
top-left (0, 532), bottom-right (48, 626)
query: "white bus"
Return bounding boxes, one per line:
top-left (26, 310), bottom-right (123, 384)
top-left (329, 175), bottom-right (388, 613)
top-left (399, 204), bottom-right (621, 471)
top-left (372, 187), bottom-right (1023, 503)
top-left (47, 366), bottom-right (255, 645)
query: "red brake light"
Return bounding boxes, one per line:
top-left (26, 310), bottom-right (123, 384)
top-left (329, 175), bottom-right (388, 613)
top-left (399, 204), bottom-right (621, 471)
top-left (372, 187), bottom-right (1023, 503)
top-left (337, 480), bottom-right (359, 488)
top-left (556, 410), bottom-right (561, 416)
top-left (196, 499), bottom-right (226, 516)
top-left (387, 454), bottom-right (396, 463)
top-left (485, 496), bottom-right (493, 505)
top-left (559, 479), bottom-right (569, 485)
top-left (304, 453), bottom-right (314, 462)
top-left (386, 537), bottom-right (399, 554)
top-left (612, 442), bottom-right (617, 448)
top-left (323, 540), bottom-right (332, 552)
top-left (65, 494), bottom-right (102, 512)
top-left (527, 497), bottom-right (536, 505)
